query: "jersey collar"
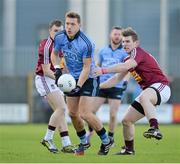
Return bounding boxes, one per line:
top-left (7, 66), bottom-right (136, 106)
top-left (109, 44), bottom-right (123, 50)
top-left (65, 30), bottom-right (80, 42)
top-left (49, 36), bottom-right (54, 42)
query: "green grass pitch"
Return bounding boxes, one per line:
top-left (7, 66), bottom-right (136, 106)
top-left (0, 124), bottom-right (180, 163)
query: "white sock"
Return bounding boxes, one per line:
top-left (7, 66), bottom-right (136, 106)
top-left (44, 129), bottom-right (55, 141)
top-left (61, 136), bottom-right (71, 147)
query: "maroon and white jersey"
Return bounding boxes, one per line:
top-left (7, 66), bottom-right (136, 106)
top-left (35, 37), bottom-right (63, 76)
top-left (126, 47), bottom-right (169, 89)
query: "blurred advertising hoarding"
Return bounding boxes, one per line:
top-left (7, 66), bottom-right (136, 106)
top-left (0, 103), bottom-right (179, 124)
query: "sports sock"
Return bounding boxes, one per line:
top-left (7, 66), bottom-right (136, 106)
top-left (125, 140), bottom-right (134, 151)
top-left (149, 118), bottom-right (159, 129)
top-left (44, 125), bottom-right (56, 140)
top-left (88, 125), bottom-right (94, 133)
top-left (108, 131), bottom-right (114, 139)
top-left (96, 127), bottom-right (110, 145)
top-left (60, 131), bottom-right (71, 147)
top-left (77, 129), bottom-right (87, 144)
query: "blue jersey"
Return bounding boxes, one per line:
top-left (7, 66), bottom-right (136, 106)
top-left (54, 30), bottom-right (96, 79)
top-left (98, 44), bottom-right (128, 88)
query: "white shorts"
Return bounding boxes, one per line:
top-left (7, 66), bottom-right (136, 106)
top-left (135, 83), bottom-right (171, 105)
top-left (35, 75), bottom-right (63, 97)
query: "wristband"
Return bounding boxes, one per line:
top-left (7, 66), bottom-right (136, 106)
top-left (101, 68), bottom-right (108, 74)
top-left (54, 65), bottom-right (60, 69)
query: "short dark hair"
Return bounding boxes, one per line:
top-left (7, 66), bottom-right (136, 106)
top-left (111, 26), bottom-right (122, 31)
top-left (65, 11), bottom-right (81, 24)
top-left (122, 27), bottom-right (138, 41)
top-left (49, 20), bottom-right (63, 29)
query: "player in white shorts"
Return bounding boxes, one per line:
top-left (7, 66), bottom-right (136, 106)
top-left (94, 27), bottom-right (171, 155)
top-left (35, 20), bottom-right (74, 154)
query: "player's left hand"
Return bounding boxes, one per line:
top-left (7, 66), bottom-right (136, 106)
top-left (68, 85), bottom-right (81, 95)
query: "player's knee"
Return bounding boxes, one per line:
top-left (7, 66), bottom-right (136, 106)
top-left (79, 112), bottom-right (88, 121)
top-left (110, 113), bottom-right (117, 120)
top-left (122, 117), bottom-right (131, 127)
top-left (68, 111), bottom-right (78, 118)
top-left (54, 108), bottom-right (65, 116)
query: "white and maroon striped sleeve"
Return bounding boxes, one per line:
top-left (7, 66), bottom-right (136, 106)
top-left (43, 37), bottom-right (52, 64)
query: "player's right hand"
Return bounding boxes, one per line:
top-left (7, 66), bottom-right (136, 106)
top-left (54, 68), bottom-right (62, 85)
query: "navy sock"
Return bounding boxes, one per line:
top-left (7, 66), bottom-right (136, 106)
top-left (96, 127), bottom-right (109, 144)
top-left (108, 131), bottom-right (114, 138)
top-left (77, 129), bottom-right (87, 144)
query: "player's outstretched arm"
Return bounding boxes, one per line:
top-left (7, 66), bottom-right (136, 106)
top-left (94, 58), bottom-right (137, 77)
top-left (100, 72), bottom-right (127, 89)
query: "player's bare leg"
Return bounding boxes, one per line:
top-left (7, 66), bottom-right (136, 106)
top-left (41, 91), bottom-right (74, 153)
top-left (108, 99), bottom-right (121, 146)
top-left (115, 106), bottom-right (144, 155)
top-left (86, 97), bottom-right (106, 143)
top-left (139, 88), bottom-right (162, 140)
top-left (66, 97), bottom-right (85, 131)
top-left (66, 96), bottom-right (86, 136)
top-left (66, 96), bottom-right (90, 155)
top-left (79, 96), bottom-right (113, 155)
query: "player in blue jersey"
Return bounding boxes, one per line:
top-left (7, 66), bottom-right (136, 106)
top-left (87, 26), bottom-right (130, 145)
top-left (51, 11), bottom-right (113, 155)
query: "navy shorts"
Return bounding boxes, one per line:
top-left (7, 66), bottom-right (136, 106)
top-left (66, 77), bottom-right (100, 97)
top-left (97, 87), bottom-right (124, 100)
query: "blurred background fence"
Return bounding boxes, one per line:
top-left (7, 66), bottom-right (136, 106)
top-left (0, 0), bottom-right (180, 123)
